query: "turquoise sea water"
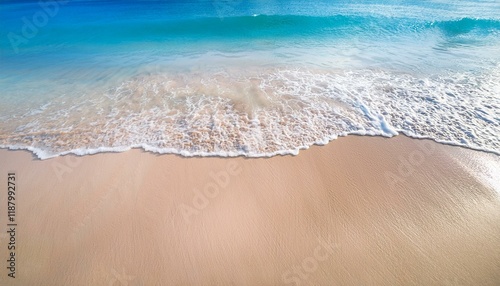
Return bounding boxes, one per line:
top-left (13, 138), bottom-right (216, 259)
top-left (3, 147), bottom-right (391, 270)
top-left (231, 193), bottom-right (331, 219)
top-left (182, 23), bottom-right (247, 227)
top-left (0, 0), bottom-right (499, 158)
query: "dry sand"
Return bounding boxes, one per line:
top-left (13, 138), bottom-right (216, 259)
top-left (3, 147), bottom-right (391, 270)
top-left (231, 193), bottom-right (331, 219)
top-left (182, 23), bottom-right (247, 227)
top-left (0, 135), bottom-right (499, 285)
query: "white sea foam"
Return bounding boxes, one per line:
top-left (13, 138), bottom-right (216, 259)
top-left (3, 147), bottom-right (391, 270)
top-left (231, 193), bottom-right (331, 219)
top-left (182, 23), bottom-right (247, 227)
top-left (0, 67), bottom-right (499, 159)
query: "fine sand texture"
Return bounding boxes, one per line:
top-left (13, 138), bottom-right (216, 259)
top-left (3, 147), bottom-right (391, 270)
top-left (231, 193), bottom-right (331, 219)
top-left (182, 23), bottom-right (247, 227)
top-left (0, 135), bottom-right (499, 285)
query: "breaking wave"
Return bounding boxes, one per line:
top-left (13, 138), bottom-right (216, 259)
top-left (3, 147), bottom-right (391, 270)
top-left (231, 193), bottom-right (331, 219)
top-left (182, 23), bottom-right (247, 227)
top-left (1, 67), bottom-right (499, 159)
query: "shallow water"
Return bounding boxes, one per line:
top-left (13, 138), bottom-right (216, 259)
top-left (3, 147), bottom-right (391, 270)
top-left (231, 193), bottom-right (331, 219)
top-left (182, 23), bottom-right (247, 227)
top-left (0, 0), bottom-right (499, 158)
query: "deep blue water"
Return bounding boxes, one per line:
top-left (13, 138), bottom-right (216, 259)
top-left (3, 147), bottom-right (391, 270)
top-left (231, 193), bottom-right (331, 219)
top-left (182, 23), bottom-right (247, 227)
top-left (2, 1), bottom-right (499, 68)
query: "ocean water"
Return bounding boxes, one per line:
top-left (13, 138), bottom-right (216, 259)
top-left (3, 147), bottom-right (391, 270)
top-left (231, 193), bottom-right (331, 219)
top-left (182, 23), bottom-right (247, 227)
top-left (0, 0), bottom-right (499, 159)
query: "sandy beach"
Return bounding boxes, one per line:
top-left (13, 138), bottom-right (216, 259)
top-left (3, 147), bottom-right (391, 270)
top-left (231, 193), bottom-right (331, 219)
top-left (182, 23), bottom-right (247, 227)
top-left (0, 135), bottom-right (499, 285)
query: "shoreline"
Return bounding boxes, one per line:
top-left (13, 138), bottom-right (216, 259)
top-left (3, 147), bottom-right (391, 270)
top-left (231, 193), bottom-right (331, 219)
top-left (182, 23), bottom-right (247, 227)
top-left (1, 133), bottom-right (500, 161)
top-left (0, 135), bottom-right (499, 285)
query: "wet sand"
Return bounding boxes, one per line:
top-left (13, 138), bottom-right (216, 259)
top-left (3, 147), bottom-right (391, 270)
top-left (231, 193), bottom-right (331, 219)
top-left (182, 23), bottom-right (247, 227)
top-left (0, 135), bottom-right (499, 285)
